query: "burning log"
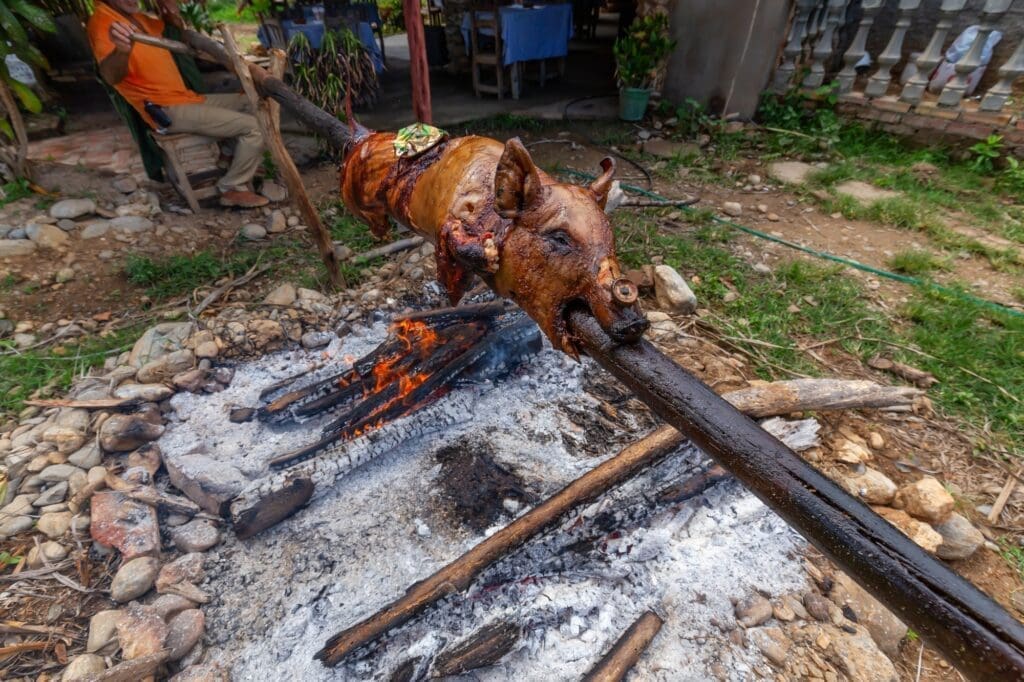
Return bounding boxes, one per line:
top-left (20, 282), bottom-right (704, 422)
top-left (315, 427), bottom-right (683, 666)
top-left (567, 309), bottom-right (1024, 680)
top-left (581, 611), bottom-right (663, 682)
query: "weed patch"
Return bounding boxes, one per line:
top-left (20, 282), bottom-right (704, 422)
top-left (887, 250), bottom-right (950, 276)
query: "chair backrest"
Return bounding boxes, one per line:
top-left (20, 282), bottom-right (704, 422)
top-left (262, 18), bottom-right (288, 49)
top-left (469, 1), bottom-right (501, 57)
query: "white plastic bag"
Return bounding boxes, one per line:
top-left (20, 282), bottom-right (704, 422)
top-left (928, 26), bottom-right (1002, 95)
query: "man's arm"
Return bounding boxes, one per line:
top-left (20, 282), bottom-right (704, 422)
top-left (98, 21), bottom-right (135, 84)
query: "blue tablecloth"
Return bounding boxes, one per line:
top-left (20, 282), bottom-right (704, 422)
top-left (461, 4), bottom-right (573, 67)
top-left (258, 16), bottom-right (384, 73)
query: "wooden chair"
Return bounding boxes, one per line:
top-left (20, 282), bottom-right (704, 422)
top-left (261, 18), bottom-right (288, 50)
top-left (469, 2), bottom-right (509, 99)
top-left (151, 133), bottom-right (224, 213)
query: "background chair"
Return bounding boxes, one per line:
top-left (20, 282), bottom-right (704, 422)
top-left (469, 2), bottom-right (509, 99)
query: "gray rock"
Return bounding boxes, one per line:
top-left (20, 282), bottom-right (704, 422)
top-left (116, 603), bottom-right (168, 660)
top-left (301, 330), bottom-right (332, 349)
top-left (110, 556), bottom-right (160, 602)
top-left (0, 514), bottom-right (32, 537)
top-left (722, 201), bottom-right (743, 217)
top-left (113, 176), bottom-right (139, 193)
top-left (835, 180), bottom-right (900, 204)
top-left (735, 594), bottom-right (773, 627)
top-left (61, 653), bottom-right (106, 680)
top-left (749, 626), bottom-right (790, 666)
top-left (99, 414), bottom-right (164, 452)
top-left (27, 540), bottom-right (69, 568)
top-left (241, 223), bottom-right (267, 240)
top-left (114, 383), bottom-right (174, 402)
top-left (642, 138), bottom-right (700, 159)
top-left (841, 467), bottom-right (897, 505)
top-left (653, 264), bottom-right (697, 315)
top-left (172, 519), bottom-right (220, 552)
top-left (825, 623), bottom-right (898, 682)
top-left (165, 609), bottom-right (205, 661)
top-left (267, 210), bottom-right (287, 233)
top-left (934, 512), bottom-right (985, 561)
top-left (57, 219), bottom-right (77, 231)
top-left (79, 220), bottom-right (111, 240)
top-left (137, 348), bottom-right (195, 384)
top-left (39, 464), bottom-right (81, 482)
top-left (109, 215), bottom-right (154, 233)
top-left (68, 442), bottom-right (102, 469)
top-left (259, 180), bottom-right (287, 202)
top-left (29, 223), bottom-right (70, 250)
top-left (129, 322), bottom-right (194, 367)
top-left (33, 481), bottom-right (68, 507)
top-left (830, 572), bottom-right (906, 659)
top-left (264, 283), bottom-right (297, 306)
top-left (2, 493), bottom-right (37, 516)
top-left (895, 476), bottom-right (955, 523)
top-left (151, 594), bottom-right (196, 621)
top-left (87, 609), bottom-right (123, 653)
top-left (165, 452), bottom-right (247, 516)
top-left (13, 332), bottom-right (35, 348)
top-left (803, 592), bottom-right (833, 622)
top-left (37, 510), bottom-right (73, 538)
top-left (0, 238), bottom-right (37, 257)
top-left (50, 198), bottom-right (96, 220)
top-left (767, 160), bottom-right (815, 185)
top-left (55, 267), bottom-right (75, 283)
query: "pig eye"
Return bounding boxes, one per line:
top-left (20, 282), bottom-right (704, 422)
top-left (544, 229), bottom-right (574, 251)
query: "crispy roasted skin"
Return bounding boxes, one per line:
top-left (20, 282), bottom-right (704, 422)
top-left (340, 132), bottom-right (647, 356)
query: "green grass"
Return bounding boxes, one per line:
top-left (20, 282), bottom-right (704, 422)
top-left (887, 249), bottom-right (950, 276)
top-left (205, 0), bottom-right (258, 24)
top-left (612, 207), bottom-right (1024, 451)
top-left (0, 178), bottom-right (31, 207)
top-left (124, 251), bottom-right (260, 299)
top-left (0, 325), bottom-right (144, 419)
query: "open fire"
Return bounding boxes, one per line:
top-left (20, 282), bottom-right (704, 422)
top-left (155, 302), bottom-right (811, 680)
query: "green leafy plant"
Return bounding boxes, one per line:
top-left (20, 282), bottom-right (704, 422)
top-left (613, 13), bottom-right (675, 90)
top-left (180, 0), bottom-right (215, 33)
top-left (969, 134), bottom-right (1003, 174)
top-left (288, 28), bottom-right (378, 115)
top-left (999, 156), bottom-right (1024, 198)
top-left (0, 551), bottom-right (21, 567)
top-left (0, 0), bottom-right (55, 113)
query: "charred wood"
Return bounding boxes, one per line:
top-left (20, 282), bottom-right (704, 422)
top-left (581, 611), bottom-right (663, 682)
top-left (656, 464), bottom-right (731, 505)
top-left (430, 620), bottom-right (521, 677)
top-left (567, 309), bottom-right (1024, 681)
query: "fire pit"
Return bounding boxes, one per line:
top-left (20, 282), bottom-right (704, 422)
top-left (154, 300), bottom-right (810, 679)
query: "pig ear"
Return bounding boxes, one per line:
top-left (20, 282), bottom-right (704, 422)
top-left (494, 137), bottom-right (545, 219)
top-left (588, 157), bottom-right (616, 209)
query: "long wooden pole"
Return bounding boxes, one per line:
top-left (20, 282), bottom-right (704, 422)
top-left (315, 426), bottom-right (684, 666)
top-left (567, 309), bottom-right (1024, 681)
top-left (403, 0), bottom-right (433, 123)
top-left (217, 26), bottom-right (343, 288)
top-left (582, 611), bottom-right (664, 682)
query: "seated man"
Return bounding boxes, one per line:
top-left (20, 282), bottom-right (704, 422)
top-left (88, 0), bottom-right (269, 208)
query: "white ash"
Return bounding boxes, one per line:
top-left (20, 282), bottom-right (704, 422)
top-left (155, 317), bottom-right (809, 680)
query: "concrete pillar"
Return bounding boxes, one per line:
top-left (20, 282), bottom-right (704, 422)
top-left (662, 0), bottom-right (791, 118)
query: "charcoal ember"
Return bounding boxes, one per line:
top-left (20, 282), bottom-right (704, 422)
top-left (431, 621), bottom-right (520, 676)
top-left (435, 438), bottom-right (533, 532)
top-left (229, 407), bottom-right (256, 423)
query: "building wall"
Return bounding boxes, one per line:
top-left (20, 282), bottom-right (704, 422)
top-left (659, 0), bottom-right (791, 117)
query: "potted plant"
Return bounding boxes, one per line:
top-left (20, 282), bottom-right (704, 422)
top-left (613, 13), bottom-right (675, 122)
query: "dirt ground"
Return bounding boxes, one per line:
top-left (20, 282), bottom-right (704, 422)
top-left (2, 118), bottom-right (1024, 680)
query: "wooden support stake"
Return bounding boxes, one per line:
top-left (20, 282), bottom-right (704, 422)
top-left (582, 611), bottom-right (664, 682)
top-left (988, 472), bottom-right (1018, 524)
top-left (722, 378), bottom-right (922, 418)
top-left (403, 0), bottom-right (432, 123)
top-left (316, 426), bottom-right (684, 666)
top-left (217, 27), bottom-right (343, 288)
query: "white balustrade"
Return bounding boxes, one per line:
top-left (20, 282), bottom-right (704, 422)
top-left (836, 0), bottom-right (883, 93)
top-left (804, 0), bottom-right (850, 88)
top-left (937, 0), bottom-right (1013, 107)
top-left (980, 27), bottom-right (1024, 112)
top-left (774, 0), bottom-right (820, 93)
top-left (865, 0), bottom-right (923, 98)
top-left (899, 0), bottom-right (968, 104)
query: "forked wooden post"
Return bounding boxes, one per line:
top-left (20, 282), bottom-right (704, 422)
top-left (217, 25), bottom-right (343, 288)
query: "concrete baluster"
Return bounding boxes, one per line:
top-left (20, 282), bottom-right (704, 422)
top-left (938, 0), bottom-right (1013, 107)
top-left (865, 0), bottom-right (923, 98)
top-left (774, 0), bottom-right (821, 92)
top-left (837, 0), bottom-right (883, 93)
top-left (980, 35), bottom-right (1024, 112)
top-left (804, 0), bottom-right (850, 88)
top-left (899, 0), bottom-right (968, 104)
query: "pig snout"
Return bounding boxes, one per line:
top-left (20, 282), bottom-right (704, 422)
top-left (585, 274), bottom-right (648, 344)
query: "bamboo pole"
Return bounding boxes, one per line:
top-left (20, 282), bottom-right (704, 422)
top-left (315, 426), bottom-right (684, 666)
top-left (217, 27), bottom-right (343, 288)
top-left (567, 309), bottom-right (1024, 681)
top-left (582, 611), bottom-right (664, 682)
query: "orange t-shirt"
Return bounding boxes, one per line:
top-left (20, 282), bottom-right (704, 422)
top-left (87, 3), bottom-right (204, 127)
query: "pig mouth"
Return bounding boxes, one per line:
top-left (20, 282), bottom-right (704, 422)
top-left (559, 299), bottom-right (649, 356)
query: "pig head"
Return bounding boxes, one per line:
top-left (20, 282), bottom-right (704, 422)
top-left (488, 139), bottom-right (648, 357)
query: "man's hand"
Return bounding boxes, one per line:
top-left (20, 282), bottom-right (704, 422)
top-left (109, 21), bottom-right (136, 54)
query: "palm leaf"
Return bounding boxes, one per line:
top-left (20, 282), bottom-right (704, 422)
top-left (7, 0), bottom-right (53, 33)
top-left (5, 76), bottom-right (41, 113)
top-left (0, 1), bottom-right (29, 47)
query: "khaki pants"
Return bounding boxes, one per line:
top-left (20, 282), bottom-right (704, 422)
top-left (165, 93), bottom-right (264, 193)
